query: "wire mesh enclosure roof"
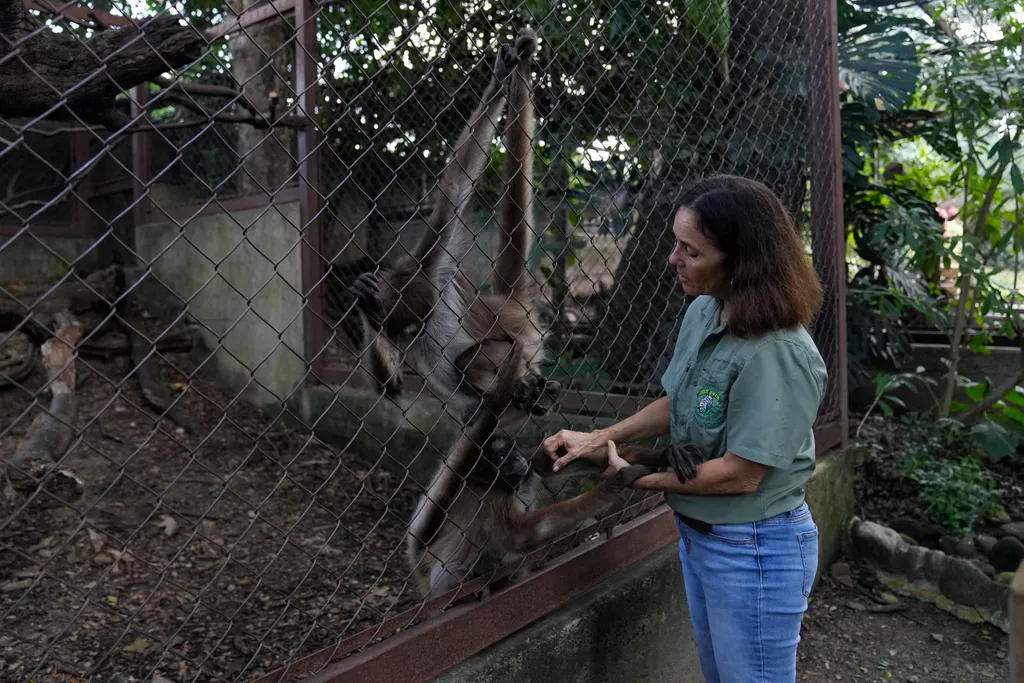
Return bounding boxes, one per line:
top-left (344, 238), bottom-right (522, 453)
top-left (0, 0), bottom-right (846, 681)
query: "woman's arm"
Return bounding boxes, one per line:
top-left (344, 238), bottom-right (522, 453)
top-left (604, 442), bottom-right (767, 495)
top-left (546, 396), bottom-right (672, 471)
top-left (596, 395), bottom-right (672, 444)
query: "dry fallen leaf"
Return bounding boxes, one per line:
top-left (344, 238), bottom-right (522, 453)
top-left (87, 528), bottom-right (104, 553)
top-left (155, 515), bottom-right (179, 537)
top-left (123, 637), bottom-right (150, 653)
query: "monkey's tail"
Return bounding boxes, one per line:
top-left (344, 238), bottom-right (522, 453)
top-left (492, 28), bottom-right (537, 302)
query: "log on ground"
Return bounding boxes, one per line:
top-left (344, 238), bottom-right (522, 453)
top-left (4, 312), bottom-right (86, 504)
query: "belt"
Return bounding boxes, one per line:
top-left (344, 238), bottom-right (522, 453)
top-left (675, 512), bottom-right (712, 535)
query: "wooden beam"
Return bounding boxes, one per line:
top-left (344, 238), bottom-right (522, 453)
top-left (203, 0), bottom-right (297, 42)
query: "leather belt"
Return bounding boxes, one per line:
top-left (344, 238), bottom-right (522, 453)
top-left (675, 512), bottom-right (712, 535)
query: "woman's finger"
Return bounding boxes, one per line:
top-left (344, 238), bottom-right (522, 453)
top-left (552, 450), bottom-right (577, 472)
top-left (543, 431), bottom-right (565, 457)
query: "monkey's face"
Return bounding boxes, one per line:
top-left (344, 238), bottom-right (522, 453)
top-left (485, 436), bottom-right (530, 485)
top-left (668, 207), bottom-right (728, 298)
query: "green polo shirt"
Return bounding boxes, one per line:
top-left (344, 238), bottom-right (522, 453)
top-left (659, 295), bottom-right (828, 525)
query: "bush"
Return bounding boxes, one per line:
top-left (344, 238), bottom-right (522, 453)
top-left (899, 452), bottom-right (1001, 534)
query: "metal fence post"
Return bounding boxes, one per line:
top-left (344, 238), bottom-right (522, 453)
top-left (295, 0), bottom-right (324, 373)
top-left (805, 0), bottom-right (849, 449)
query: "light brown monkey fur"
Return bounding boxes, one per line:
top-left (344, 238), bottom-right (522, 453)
top-left (352, 27), bottom-right (559, 424)
top-left (405, 341), bottom-right (661, 599)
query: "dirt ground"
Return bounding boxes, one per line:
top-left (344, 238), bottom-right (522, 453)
top-left (797, 555), bottom-right (1009, 682)
top-left (0, 343), bottom-right (427, 683)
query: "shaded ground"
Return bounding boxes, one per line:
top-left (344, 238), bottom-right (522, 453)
top-left (797, 554), bottom-right (1009, 682)
top-left (0, 343), bottom-right (424, 683)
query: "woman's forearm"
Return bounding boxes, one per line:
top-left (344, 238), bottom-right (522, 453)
top-left (629, 454), bottom-right (763, 496)
top-left (595, 395), bottom-right (671, 446)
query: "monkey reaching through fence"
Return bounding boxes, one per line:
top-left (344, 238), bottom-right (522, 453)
top-left (350, 27), bottom-right (559, 424)
top-left (405, 341), bottom-right (693, 599)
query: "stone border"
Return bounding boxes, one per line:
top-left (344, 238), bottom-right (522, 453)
top-left (849, 517), bottom-right (1012, 633)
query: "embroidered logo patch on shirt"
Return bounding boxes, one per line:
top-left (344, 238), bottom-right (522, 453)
top-left (694, 385), bottom-right (726, 429)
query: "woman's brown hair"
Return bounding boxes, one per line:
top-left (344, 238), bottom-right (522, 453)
top-left (677, 174), bottom-right (823, 337)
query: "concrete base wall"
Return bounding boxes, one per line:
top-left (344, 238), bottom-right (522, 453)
top-left (429, 447), bottom-right (855, 682)
top-left (431, 543), bottom-right (703, 683)
top-left (135, 201), bottom-right (306, 410)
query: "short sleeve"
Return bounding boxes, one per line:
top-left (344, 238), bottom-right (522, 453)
top-left (725, 339), bottom-right (827, 468)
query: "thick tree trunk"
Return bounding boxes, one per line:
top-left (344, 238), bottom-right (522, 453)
top-left (0, 0), bottom-right (204, 128)
top-left (227, 0), bottom-right (296, 194)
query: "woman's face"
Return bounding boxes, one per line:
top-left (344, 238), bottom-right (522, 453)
top-left (668, 207), bottom-right (728, 298)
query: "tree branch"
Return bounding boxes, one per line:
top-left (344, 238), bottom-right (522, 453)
top-left (0, 0), bottom-right (206, 129)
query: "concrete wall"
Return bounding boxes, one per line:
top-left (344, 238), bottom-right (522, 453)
top-left (0, 234), bottom-right (106, 284)
top-left (135, 200), bottom-right (306, 409)
top-left (850, 342), bottom-right (1022, 413)
top-left (431, 447), bottom-right (855, 682)
top-left (432, 543), bottom-right (704, 683)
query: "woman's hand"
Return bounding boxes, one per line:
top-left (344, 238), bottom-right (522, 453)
top-left (600, 440), bottom-right (631, 479)
top-left (542, 429), bottom-right (609, 472)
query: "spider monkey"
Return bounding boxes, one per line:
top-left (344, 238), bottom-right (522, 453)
top-left (350, 28), bottom-right (559, 424)
top-left (405, 341), bottom-right (684, 599)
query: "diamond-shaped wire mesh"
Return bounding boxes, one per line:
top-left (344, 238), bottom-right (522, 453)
top-left (0, 0), bottom-right (845, 680)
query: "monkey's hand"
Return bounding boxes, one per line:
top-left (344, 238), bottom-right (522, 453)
top-left (492, 41), bottom-right (519, 83)
top-left (514, 28), bottom-right (538, 60)
top-left (664, 443), bottom-right (703, 484)
top-left (606, 464), bottom-right (658, 490)
top-left (512, 373), bottom-right (562, 416)
top-left (352, 272), bottom-right (385, 327)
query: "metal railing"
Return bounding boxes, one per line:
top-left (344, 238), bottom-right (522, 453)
top-left (0, 0), bottom-right (846, 680)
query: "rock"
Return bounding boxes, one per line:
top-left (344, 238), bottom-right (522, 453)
top-left (937, 559), bottom-right (1006, 610)
top-left (955, 535), bottom-right (978, 559)
top-left (851, 521), bottom-right (909, 567)
top-left (890, 517), bottom-right (924, 542)
top-left (997, 522), bottom-right (1024, 542)
top-left (989, 536), bottom-right (1024, 573)
top-left (939, 535), bottom-right (958, 556)
top-left (976, 534), bottom-right (998, 557)
top-left (931, 633), bottom-right (944, 643)
top-left (920, 523), bottom-right (945, 549)
top-left (830, 562), bottom-right (854, 588)
top-left (971, 559), bottom-right (997, 579)
top-left (899, 533), bottom-right (918, 546)
top-left (997, 572), bottom-right (1016, 585)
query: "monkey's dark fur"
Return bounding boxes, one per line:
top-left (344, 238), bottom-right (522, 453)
top-left (406, 340), bottom-right (674, 599)
top-left (350, 28), bottom-right (559, 424)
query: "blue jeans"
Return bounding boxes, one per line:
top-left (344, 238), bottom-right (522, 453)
top-left (674, 502), bottom-right (819, 683)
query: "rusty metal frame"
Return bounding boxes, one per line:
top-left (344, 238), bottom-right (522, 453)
top-left (806, 0), bottom-right (849, 450)
top-left (1011, 561), bottom-right (1023, 682)
top-left (135, 188), bottom-right (303, 225)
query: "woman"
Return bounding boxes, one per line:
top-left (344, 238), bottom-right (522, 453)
top-left (543, 174), bottom-right (828, 683)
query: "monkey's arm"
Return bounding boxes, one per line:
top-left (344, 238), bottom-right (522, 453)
top-left (505, 464), bottom-right (656, 551)
top-left (417, 43), bottom-right (520, 269)
top-left (616, 442), bottom-right (704, 484)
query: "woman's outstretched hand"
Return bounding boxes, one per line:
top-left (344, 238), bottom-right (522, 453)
top-left (542, 429), bottom-right (608, 472)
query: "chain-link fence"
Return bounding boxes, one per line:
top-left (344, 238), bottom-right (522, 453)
top-left (0, 0), bottom-right (846, 680)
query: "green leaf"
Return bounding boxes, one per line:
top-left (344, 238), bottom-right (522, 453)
top-left (965, 381), bottom-right (991, 403)
top-left (971, 421), bottom-right (1018, 462)
top-left (1011, 163), bottom-right (1024, 196)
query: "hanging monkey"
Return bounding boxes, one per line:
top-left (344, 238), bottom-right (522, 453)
top-left (351, 28), bottom-right (559, 424)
